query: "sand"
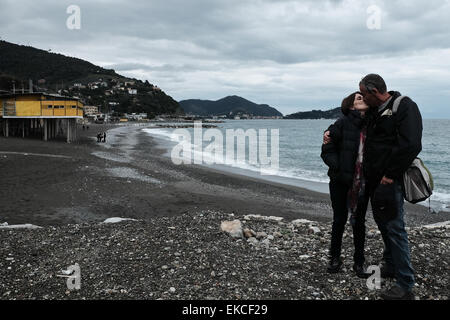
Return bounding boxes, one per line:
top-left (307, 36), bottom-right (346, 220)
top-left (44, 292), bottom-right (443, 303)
top-left (0, 123), bottom-right (448, 227)
top-left (1, 123), bottom-right (449, 301)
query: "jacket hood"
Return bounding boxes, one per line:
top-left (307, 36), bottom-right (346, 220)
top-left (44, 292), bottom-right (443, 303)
top-left (388, 91), bottom-right (402, 100)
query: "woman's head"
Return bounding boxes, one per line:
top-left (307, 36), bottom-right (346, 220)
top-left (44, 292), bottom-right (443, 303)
top-left (341, 92), bottom-right (369, 115)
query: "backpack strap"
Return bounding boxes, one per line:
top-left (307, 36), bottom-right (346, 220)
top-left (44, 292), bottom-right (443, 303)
top-left (391, 95), bottom-right (408, 153)
top-left (392, 95), bottom-right (408, 114)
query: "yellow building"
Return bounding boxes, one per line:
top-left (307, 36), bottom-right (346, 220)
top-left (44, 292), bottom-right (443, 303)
top-left (0, 92), bottom-right (83, 142)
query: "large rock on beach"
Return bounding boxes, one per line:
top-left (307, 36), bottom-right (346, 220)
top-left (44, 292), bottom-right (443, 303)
top-left (220, 219), bottom-right (243, 239)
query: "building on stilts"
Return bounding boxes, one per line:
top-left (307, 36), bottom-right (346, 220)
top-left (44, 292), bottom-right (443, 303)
top-left (0, 92), bottom-right (84, 143)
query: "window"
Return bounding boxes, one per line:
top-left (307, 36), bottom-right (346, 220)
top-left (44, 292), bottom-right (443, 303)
top-left (71, 105), bottom-right (77, 109)
top-left (47, 105), bottom-right (53, 109)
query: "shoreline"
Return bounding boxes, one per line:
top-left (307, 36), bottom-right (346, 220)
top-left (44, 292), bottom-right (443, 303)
top-left (143, 123), bottom-right (450, 213)
top-left (0, 124), bottom-right (448, 228)
top-left (141, 125), bottom-right (449, 221)
top-left (0, 124), bottom-right (449, 300)
top-left (148, 131), bottom-right (330, 194)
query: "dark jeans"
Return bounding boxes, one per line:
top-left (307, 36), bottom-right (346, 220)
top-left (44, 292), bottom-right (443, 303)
top-left (329, 179), bottom-right (368, 265)
top-left (371, 181), bottom-right (415, 291)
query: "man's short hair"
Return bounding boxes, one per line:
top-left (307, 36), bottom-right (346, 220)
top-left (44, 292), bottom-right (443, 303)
top-left (360, 74), bottom-right (387, 94)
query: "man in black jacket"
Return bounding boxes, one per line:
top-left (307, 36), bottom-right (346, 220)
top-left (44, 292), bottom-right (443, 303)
top-left (359, 74), bottom-right (422, 300)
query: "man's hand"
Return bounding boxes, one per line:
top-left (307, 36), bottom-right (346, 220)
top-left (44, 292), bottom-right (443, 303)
top-left (323, 131), bottom-right (331, 144)
top-left (380, 176), bottom-right (394, 185)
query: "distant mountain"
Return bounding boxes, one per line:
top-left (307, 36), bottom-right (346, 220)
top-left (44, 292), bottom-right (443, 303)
top-left (179, 95), bottom-right (283, 117)
top-left (284, 107), bottom-right (342, 119)
top-left (0, 40), bottom-right (182, 116)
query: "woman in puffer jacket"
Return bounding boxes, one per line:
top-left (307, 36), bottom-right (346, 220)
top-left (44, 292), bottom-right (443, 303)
top-left (321, 92), bottom-right (371, 278)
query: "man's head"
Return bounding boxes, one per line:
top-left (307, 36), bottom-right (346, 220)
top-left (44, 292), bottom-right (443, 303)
top-left (359, 74), bottom-right (390, 108)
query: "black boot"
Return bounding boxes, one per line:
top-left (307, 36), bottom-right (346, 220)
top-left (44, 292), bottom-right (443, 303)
top-left (327, 257), bottom-right (342, 273)
top-left (381, 285), bottom-right (415, 300)
top-left (353, 263), bottom-right (371, 279)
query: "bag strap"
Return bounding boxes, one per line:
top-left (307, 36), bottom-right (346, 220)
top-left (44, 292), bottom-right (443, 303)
top-left (391, 95), bottom-right (408, 137)
top-left (392, 95), bottom-right (408, 114)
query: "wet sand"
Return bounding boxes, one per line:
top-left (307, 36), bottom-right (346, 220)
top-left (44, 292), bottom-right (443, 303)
top-left (0, 123), bottom-right (448, 227)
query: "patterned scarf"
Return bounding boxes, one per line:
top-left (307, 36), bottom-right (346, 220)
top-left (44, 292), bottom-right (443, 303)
top-left (348, 127), bottom-right (367, 219)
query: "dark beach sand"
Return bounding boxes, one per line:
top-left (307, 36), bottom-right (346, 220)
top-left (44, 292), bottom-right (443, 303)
top-left (1, 124), bottom-right (449, 301)
top-left (0, 123), bottom-right (448, 227)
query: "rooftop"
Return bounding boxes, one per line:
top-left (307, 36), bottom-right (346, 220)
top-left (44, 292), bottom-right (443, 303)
top-left (0, 92), bottom-right (81, 101)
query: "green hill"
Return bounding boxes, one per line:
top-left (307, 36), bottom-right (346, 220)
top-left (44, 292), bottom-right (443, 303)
top-left (284, 107), bottom-right (342, 119)
top-left (0, 40), bottom-right (182, 116)
top-left (179, 95), bottom-right (283, 118)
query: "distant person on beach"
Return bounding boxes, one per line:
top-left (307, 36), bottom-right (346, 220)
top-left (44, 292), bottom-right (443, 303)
top-left (324, 74), bottom-right (422, 300)
top-left (321, 91), bottom-right (371, 279)
top-left (102, 132), bottom-right (106, 143)
top-left (97, 132), bottom-right (101, 143)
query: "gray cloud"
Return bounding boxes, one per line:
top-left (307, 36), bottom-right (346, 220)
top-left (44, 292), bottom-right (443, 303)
top-left (107, 62), bottom-right (211, 73)
top-left (1, 0), bottom-right (450, 117)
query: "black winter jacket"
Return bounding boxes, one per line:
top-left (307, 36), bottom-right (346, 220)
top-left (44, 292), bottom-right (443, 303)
top-left (363, 91), bottom-right (422, 184)
top-left (321, 110), bottom-right (366, 187)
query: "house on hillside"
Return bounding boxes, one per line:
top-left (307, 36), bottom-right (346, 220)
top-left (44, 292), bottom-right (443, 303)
top-left (83, 105), bottom-right (99, 116)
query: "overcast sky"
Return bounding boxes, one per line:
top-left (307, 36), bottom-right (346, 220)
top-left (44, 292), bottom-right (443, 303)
top-left (1, 0), bottom-right (450, 117)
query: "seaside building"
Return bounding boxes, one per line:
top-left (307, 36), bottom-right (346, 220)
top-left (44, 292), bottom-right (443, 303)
top-left (0, 92), bottom-right (83, 143)
top-left (83, 105), bottom-right (99, 116)
top-left (124, 112), bottom-right (147, 121)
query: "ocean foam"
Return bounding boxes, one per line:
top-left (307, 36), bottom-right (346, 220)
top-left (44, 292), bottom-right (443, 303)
top-left (430, 191), bottom-right (450, 204)
top-left (144, 126), bottom-right (330, 185)
top-left (142, 125), bottom-right (450, 207)
top-left (143, 128), bottom-right (178, 142)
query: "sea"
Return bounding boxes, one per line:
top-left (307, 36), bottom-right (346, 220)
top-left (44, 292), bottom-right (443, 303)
top-left (143, 119), bottom-right (450, 213)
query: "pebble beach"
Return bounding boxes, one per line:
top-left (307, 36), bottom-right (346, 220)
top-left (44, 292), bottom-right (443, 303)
top-left (0, 124), bottom-right (449, 300)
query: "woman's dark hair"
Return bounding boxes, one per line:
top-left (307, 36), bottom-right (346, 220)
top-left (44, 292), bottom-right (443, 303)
top-left (341, 91), bottom-right (361, 115)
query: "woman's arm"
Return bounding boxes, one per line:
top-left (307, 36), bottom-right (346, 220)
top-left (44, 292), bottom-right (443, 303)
top-left (320, 118), bottom-right (343, 170)
top-left (321, 140), bottom-right (339, 170)
top-left (328, 118), bottom-right (343, 141)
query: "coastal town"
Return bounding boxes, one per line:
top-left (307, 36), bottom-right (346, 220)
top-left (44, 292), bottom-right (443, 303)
top-left (0, 74), bottom-right (284, 143)
top-left (70, 78), bottom-right (282, 122)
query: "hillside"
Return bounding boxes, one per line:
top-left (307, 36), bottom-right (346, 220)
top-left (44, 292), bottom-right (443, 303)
top-left (0, 40), bottom-right (181, 116)
top-left (179, 95), bottom-right (283, 118)
top-left (284, 107), bottom-right (342, 119)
